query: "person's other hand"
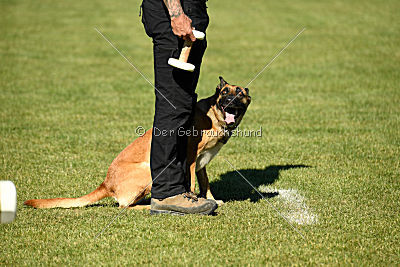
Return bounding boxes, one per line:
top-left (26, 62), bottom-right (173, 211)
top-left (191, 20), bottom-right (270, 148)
top-left (171, 13), bottom-right (196, 42)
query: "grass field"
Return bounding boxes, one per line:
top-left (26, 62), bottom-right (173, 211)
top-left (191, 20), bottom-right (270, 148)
top-left (1, 0), bottom-right (399, 265)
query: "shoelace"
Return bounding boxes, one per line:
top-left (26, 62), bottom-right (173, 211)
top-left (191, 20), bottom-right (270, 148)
top-left (183, 192), bottom-right (198, 202)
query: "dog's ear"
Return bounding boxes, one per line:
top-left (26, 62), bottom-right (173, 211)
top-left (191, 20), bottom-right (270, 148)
top-left (219, 76), bottom-right (228, 88)
top-left (216, 76), bottom-right (228, 93)
top-left (244, 88), bottom-right (251, 104)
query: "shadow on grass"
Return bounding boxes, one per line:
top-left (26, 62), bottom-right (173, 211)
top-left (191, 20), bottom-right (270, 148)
top-left (86, 196), bottom-right (151, 208)
top-left (210, 164), bottom-right (310, 202)
top-left (86, 202), bottom-right (119, 208)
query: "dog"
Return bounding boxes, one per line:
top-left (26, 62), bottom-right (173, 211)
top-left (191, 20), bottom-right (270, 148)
top-left (24, 77), bottom-right (251, 209)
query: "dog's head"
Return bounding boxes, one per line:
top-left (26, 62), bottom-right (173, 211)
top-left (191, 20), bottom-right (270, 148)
top-left (215, 76), bottom-right (251, 128)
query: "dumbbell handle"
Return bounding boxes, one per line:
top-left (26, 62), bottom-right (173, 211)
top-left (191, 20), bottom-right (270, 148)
top-left (177, 30), bottom-right (205, 63)
top-left (179, 40), bottom-right (193, 63)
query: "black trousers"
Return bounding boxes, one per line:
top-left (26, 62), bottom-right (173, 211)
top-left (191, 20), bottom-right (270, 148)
top-left (141, 0), bottom-right (209, 199)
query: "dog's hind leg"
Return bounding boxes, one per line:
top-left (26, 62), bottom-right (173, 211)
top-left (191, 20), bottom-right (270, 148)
top-left (126, 195), bottom-right (151, 210)
top-left (112, 162), bottom-right (152, 208)
top-left (118, 192), bottom-right (144, 209)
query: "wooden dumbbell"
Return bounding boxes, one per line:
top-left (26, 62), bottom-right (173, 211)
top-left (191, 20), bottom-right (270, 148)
top-left (168, 29), bottom-right (205, 72)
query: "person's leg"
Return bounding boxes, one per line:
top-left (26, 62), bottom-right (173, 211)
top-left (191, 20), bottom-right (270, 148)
top-left (147, 31), bottom-right (216, 215)
top-left (151, 41), bottom-right (197, 198)
top-left (141, 0), bottom-right (208, 199)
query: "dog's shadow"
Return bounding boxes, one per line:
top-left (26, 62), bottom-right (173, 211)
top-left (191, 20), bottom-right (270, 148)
top-left (210, 164), bottom-right (310, 202)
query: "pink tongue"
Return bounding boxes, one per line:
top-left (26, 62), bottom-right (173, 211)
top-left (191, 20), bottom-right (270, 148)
top-left (225, 112), bottom-right (235, 124)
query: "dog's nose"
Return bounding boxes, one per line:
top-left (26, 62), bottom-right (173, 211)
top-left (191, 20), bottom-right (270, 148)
top-left (225, 95), bottom-right (235, 104)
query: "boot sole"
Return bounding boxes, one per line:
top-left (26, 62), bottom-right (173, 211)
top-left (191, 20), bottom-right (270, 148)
top-left (150, 203), bottom-right (218, 216)
top-left (150, 210), bottom-right (186, 216)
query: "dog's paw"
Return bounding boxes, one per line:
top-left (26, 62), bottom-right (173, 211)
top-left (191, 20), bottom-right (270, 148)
top-left (215, 200), bottom-right (224, 206)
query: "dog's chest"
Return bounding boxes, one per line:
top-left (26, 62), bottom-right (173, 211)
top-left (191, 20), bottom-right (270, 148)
top-left (195, 142), bottom-right (224, 171)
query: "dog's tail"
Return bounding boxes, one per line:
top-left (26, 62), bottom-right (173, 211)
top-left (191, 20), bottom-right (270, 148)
top-left (24, 183), bottom-right (110, 209)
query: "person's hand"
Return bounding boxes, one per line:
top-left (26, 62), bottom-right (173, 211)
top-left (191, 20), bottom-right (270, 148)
top-left (171, 13), bottom-right (196, 42)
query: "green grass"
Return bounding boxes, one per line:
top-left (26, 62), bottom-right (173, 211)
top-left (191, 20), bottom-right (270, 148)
top-left (1, 0), bottom-right (399, 265)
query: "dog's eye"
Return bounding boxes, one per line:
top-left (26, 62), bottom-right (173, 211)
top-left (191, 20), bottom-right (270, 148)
top-left (222, 88), bottom-right (229, 95)
top-left (236, 87), bottom-right (243, 98)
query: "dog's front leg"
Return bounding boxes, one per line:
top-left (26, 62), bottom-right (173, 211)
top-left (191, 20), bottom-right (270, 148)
top-left (196, 167), bottom-right (213, 199)
top-left (189, 161), bottom-right (197, 193)
top-left (197, 167), bottom-right (224, 206)
top-left (186, 133), bottom-right (201, 194)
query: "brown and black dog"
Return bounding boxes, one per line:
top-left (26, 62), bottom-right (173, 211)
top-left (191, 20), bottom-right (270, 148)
top-left (24, 77), bottom-right (251, 209)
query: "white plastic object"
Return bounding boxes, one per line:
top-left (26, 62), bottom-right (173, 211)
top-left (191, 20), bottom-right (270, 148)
top-left (0, 181), bottom-right (17, 224)
top-left (192, 29), bottom-right (205, 40)
top-left (168, 58), bottom-right (196, 72)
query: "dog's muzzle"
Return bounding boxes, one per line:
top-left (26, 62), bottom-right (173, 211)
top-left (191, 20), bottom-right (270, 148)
top-left (219, 97), bottom-right (245, 126)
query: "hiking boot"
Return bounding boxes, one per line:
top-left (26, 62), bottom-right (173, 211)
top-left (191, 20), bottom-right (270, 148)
top-left (150, 192), bottom-right (218, 215)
